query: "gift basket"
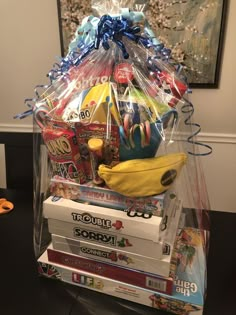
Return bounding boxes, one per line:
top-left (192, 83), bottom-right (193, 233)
top-left (17, 1), bottom-right (212, 314)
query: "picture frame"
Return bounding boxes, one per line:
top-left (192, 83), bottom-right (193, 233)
top-left (146, 0), bottom-right (229, 89)
top-left (57, 0), bottom-right (228, 88)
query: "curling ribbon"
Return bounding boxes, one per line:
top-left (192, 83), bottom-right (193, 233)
top-left (51, 9), bottom-right (161, 78)
top-left (15, 9), bottom-right (180, 125)
top-left (94, 15), bottom-right (153, 58)
top-left (181, 99), bottom-right (212, 156)
top-left (69, 9), bottom-right (160, 54)
top-left (16, 8), bottom-right (160, 120)
top-left (13, 84), bottom-right (50, 120)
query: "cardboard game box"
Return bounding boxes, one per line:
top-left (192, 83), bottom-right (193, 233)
top-left (50, 178), bottom-right (165, 215)
top-left (51, 234), bottom-right (172, 277)
top-left (43, 196), bottom-right (163, 241)
top-left (45, 196), bottom-right (182, 260)
top-left (38, 227), bottom-right (206, 315)
top-left (48, 218), bottom-right (164, 260)
top-left (47, 243), bottom-right (173, 295)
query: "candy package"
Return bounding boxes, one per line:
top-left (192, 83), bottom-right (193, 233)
top-left (17, 1), bottom-right (212, 314)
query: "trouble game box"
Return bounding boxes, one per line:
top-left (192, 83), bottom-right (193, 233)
top-left (47, 218), bottom-right (164, 260)
top-left (43, 196), bottom-right (163, 241)
top-left (45, 195), bottom-right (182, 260)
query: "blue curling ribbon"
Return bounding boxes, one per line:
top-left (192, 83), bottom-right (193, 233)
top-left (94, 15), bottom-right (152, 59)
top-left (69, 9), bottom-right (160, 54)
top-left (68, 8), bottom-right (158, 58)
top-left (15, 8), bottom-right (176, 121)
top-left (14, 98), bottom-right (37, 119)
top-left (56, 9), bottom-right (163, 79)
top-left (14, 83), bottom-right (50, 120)
top-left (146, 50), bottom-right (173, 77)
top-left (34, 84), bottom-right (50, 99)
top-left (47, 63), bottom-right (63, 82)
top-left (181, 100), bottom-right (212, 156)
top-left (15, 8), bottom-right (160, 121)
top-left (154, 44), bottom-right (172, 62)
top-left (57, 9), bottom-right (162, 76)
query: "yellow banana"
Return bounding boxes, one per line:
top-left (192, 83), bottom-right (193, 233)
top-left (98, 153), bottom-right (187, 197)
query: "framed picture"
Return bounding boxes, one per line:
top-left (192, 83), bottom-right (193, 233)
top-left (146, 0), bottom-right (228, 88)
top-left (57, 0), bottom-right (228, 88)
top-left (57, 0), bottom-right (92, 57)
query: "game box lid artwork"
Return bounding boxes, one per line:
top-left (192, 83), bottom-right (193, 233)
top-left (15, 1), bottom-right (212, 314)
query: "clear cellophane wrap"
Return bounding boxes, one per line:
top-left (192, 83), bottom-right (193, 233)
top-left (32, 1), bottom-right (211, 314)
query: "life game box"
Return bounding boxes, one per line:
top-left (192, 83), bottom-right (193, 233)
top-left (50, 178), bottom-right (165, 214)
top-left (44, 196), bottom-right (183, 260)
top-left (47, 244), bottom-right (173, 295)
top-left (51, 234), bottom-right (172, 277)
top-left (38, 227), bottom-right (206, 315)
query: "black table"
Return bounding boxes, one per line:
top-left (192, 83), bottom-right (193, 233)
top-left (0, 188), bottom-right (235, 315)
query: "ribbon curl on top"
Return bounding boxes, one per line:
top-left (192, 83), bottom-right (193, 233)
top-left (94, 15), bottom-right (152, 58)
top-left (69, 9), bottom-right (160, 54)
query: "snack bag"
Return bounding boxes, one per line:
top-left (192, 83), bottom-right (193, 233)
top-left (75, 122), bottom-right (120, 183)
top-left (61, 82), bottom-right (115, 124)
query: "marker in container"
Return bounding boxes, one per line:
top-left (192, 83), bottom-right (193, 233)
top-left (88, 138), bottom-right (104, 185)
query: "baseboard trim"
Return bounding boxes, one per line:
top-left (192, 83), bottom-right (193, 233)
top-left (0, 124), bottom-right (33, 133)
top-left (197, 132), bottom-right (236, 144)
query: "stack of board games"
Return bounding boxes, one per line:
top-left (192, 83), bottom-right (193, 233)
top-left (38, 226), bottom-right (206, 315)
top-left (41, 184), bottom-right (183, 295)
top-left (22, 3), bottom-right (210, 314)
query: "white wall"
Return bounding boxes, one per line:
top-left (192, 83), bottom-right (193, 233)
top-left (0, 0), bottom-right (61, 132)
top-left (189, 0), bottom-right (236, 212)
top-left (0, 0), bottom-right (235, 212)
